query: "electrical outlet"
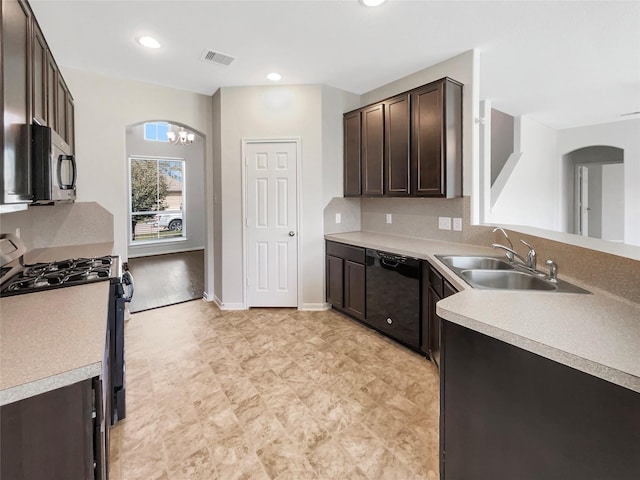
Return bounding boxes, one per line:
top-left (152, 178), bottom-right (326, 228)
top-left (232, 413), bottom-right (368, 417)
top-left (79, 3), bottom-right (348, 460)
top-left (386, 213), bottom-right (392, 224)
top-left (438, 216), bottom-right (452, 230)
top-left (453, 217), bottom-right (463, 231)
top-left (335, 213), bottom-right (341, 224)
top-left (15, 228), bottom-right (21, 238)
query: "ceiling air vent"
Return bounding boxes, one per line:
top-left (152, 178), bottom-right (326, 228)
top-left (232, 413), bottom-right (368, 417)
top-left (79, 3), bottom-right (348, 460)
top-left (200, 49), bottom-right (235, 66)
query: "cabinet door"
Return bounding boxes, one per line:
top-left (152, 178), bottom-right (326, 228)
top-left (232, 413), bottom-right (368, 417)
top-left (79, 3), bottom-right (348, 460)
top-left (343, 110), bottom-right (361, 196)
top-left (411, 81), bottom-right (444, 196)
top-left (361, 103), bottom-right (384, 196)
top-left (344, 260), bottom-right (365, 320)
top-left (56, 75), bottom-right (68, 141)
top-left (46, 52), bottom-right (57, 131)
top-left (326, 255), bottom-right (344, 309)
top-left (441, 320), bottom-right (640, 480)
top-left (32, 21), bottom-right (48, 125)
top-left (410, 78), bottom-right (463, 198)
top-left (1, 0), bottom-right (33, 203)
top-left (384, 93), bottom-right (410, 195)
top-left (66, 94), bottom-right (75, 152)
top-left (0, 379), bottom-right (96, 479)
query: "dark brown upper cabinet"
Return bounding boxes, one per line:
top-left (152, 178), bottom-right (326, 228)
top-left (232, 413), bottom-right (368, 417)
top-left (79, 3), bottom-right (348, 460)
top-left (65, 93), bottom-right (74, 151)
top-left (46, 51), bottom-right (57, 131)
top-left (343, 110), bottom-right (361, 196)
top-left (384, 93), bottom-right (410, 196)
top-left (1, 0), bottom-right (76, 206)
top-left (361, 103), bottom-right (384, 196)
top-left (1, 0), bottom-right (33, 204)
top-left (411, 78), bottom-right (462, 198)
top-left (32, 21), bottom-right (47, 126)
top-left (342, 77), bottom-right (463, 199)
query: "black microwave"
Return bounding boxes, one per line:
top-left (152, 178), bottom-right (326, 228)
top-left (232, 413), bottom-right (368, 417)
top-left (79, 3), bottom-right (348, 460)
top-left (32, 125), bottom-right (76, 204)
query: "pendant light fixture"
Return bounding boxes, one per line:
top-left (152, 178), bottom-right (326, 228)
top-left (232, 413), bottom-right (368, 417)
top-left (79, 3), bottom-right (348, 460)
top-left (167, 127), bottom-right (195, 145)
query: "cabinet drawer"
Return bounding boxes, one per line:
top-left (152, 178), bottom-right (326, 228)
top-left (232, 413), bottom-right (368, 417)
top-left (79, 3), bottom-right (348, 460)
top-left (326, 241), bottom-right (366, 264)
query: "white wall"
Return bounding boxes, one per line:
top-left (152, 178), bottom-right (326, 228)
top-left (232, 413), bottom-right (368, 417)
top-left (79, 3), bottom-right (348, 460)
top-left (557, 118), bottom-right (640, 246)
top-left (490, 116), bottom-right (559, 230)
top-left (321, 85), bottom-right (360, 205)
top-left (61, 68), bottom-right (213, 271)
top-left (214, 84), bottom-right (354, 309)
top-left (601, 163), bottom-right (625, 242)
top-left (212, 90), bottom-right (222, 302)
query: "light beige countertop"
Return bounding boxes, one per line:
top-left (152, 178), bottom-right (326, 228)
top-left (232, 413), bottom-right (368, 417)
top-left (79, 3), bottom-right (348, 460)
top-left (0, 282), bottom-right (110, 405)
top-left (325, 231), bottom-right (640, 394)
top-left (0, 242), bottom-right (114, 406)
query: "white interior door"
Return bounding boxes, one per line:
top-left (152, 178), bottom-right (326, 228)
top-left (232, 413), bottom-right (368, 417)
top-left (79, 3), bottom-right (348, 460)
top-left (245, 141), bottom-right (298, 307)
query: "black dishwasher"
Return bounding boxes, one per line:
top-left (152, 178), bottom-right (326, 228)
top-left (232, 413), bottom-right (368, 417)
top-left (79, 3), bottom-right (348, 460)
top-left (365, 249), bottom-right (421, 350)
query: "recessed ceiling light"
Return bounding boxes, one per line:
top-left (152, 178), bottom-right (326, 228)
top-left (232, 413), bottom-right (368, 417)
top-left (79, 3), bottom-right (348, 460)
top-left (266, 72), bottom-right (282, 82)
top-left (360, 0), bottom-right (386, 7)
top-left (137, 36), bottom-right (161, 49)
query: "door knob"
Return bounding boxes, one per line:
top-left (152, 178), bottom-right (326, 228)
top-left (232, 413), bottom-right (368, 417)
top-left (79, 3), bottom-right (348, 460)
top-left (289, 231), bottom-right (295, 237)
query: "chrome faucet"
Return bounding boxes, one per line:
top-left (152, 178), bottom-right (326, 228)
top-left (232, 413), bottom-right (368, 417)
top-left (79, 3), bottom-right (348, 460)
top-left (492, 228), bottom-right (514, 262)
top-left (492, 243), bottom-right (529, 266)
top-left (545, 259), bottom-right (558, 282)
top-left (520, 240), bottom-right (537, 270)
top-left (491, 228), bottom-right (537, 270)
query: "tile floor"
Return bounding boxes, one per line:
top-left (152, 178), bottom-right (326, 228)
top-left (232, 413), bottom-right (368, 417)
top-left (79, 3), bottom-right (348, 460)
top-left (108, 300), bottom-right (440, 480)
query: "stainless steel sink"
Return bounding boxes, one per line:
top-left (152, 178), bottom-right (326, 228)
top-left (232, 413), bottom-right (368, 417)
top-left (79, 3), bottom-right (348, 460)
top-left (435, 254), bottom-right (590, 293)
top-left (460, 270), bottom-right (556, 291)
top-left (438, 255), bottom-right (514, 271)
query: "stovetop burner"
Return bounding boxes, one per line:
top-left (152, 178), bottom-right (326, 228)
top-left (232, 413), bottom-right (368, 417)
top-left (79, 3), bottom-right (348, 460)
top-left (0, 256), bottom-right (115, 297)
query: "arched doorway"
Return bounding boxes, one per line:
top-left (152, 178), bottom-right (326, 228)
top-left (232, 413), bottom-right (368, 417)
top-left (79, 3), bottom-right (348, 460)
top-left (125, 120), bottom-right (206, 311)
top-left (563, 145), bottom-right (624, 241)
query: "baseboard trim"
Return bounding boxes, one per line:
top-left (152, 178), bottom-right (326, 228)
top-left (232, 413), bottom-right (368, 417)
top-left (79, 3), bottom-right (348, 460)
top-left (299, 303), bottom-right (330, 311)
top-left (213, 295), bottom-right (247, 310)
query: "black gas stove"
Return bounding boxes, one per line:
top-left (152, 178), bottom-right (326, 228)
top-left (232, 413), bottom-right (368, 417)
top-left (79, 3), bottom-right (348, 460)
top-left (0, 256), bottom-right (117, 297)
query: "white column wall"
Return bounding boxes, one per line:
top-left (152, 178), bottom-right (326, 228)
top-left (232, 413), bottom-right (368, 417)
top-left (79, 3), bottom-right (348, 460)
top-left (217, 85), bottom-right (325, 309)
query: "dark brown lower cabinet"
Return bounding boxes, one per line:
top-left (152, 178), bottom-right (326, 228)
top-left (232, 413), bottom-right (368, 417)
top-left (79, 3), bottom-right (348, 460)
top-left (1, 378), bottom-right (105, 480)
top-left (440, 320), bottom-right (640, 480)
top-left (343, 260), bottom-right (365, 320)
top-left (421, 261), bottom-right (457, 368)
top-left (326, 241), bottom-right (366, 321)
top-left (326, 254), bottom-right (344, 309)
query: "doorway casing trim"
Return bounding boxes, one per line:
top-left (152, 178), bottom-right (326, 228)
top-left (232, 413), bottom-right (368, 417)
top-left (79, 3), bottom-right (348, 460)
top-left (241, 137), bottom-right (303, 310)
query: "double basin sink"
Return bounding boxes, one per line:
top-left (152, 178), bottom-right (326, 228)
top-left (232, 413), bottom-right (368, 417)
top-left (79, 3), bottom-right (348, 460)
top-left (435, 255), bottom-right (590, 294)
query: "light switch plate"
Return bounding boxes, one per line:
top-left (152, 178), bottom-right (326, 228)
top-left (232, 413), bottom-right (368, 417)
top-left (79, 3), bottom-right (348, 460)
top-left (335, 213), bottom-right (341, 224)
top-left (386, 214), bottom-right (392, 224)
top-left (453, 217), bottom-right (463, 231)
top-left (438, 216), bottom-right (452, 230)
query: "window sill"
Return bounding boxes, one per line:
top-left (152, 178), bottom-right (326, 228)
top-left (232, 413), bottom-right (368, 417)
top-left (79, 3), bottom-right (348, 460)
top-left (129, 237), bottom-right (187, 248)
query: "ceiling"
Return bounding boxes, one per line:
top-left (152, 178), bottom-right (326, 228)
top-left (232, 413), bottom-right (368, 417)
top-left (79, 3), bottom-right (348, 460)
top-left (30, 0), bottom-right (640, 129)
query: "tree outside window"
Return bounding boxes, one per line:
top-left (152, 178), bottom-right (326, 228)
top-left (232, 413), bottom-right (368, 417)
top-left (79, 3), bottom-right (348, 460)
top-left (130, 158), bottom-right (185, 242)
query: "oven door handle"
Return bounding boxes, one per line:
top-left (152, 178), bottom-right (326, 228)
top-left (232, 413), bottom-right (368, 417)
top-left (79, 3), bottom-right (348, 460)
top-left (122, 271), bottom-right (134, 302)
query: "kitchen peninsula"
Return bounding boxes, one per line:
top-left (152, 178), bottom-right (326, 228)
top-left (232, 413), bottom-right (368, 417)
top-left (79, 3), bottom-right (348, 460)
top-left (325, 230), bottom-right (640, 479)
